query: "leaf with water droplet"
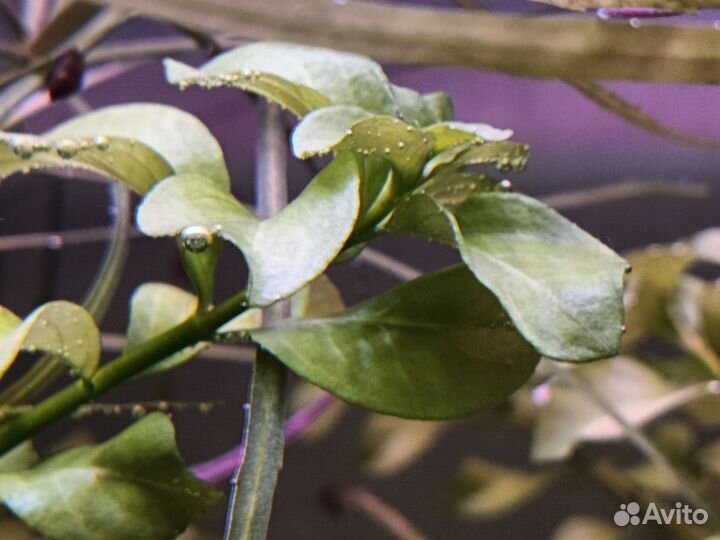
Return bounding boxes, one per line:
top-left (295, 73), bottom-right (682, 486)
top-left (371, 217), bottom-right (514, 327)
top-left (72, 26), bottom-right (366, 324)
top-left (137, 152), bottom-right (362, 306)
top-left (291, 105), bottom-right (374, 158)
top-left (0, 413), bottom-right (220, 540)
top-left (0, 131), bottom-right (173, 195)
top-left (0, 301), bottom-right (100, 383)
top-left (423, 140), bottom-right (529, 178)
top-left (251, 265), bottom-right (538, 419)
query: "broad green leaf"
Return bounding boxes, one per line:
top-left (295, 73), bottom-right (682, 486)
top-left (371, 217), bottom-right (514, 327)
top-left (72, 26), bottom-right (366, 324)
top-left (532, 357), bottom-right (706, 462)
top-left (391, 85), bottom-right (453, 127)
top-left (291, 105), bottom-right (374, 158)
top-left (252, 265), bottom-right (539, 419)
top-left (49, 103), bottom-right (230, 190)
top-left (438, 121), bottom-right (514, 142)
top-left (423, 123), bottom-right (514, 155)
top-left (552, 516), bottom-right (621, 540)
top-left (0, 414), bottom-right (220, 540)
top-left (137, 152), bottom-right (362, 306)
top-left (0, 132), bottom-right (173, 195)
top-left (360, 415), bottom-right (446, 476)
top-left (173, 42), bottom-right (398, 116)
top-left (423, 140), bottom-right (529, 178)
top-left (391, 192), bottom-right (626, 361)
top-left (451, 458), bottom-right (552, 518)
top-left (0, 301), bottom-right (99, 382)
top-left (126, 283), bottom-right (204, 375)
top-left (0, 443), bottom-right (37, 474)
top-left (165, 58), bottom-right (330, 118)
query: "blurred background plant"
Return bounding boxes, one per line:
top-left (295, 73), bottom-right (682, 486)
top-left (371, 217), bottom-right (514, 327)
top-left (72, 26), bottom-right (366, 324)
top-left (1, 1), bottom-right (720, 540)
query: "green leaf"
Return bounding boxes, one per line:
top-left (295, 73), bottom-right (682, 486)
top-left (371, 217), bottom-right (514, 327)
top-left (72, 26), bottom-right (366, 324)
top-left (552, 516), bottom-right (621, 540)
top-left (0, 413), bottom-right (220, 540)
top-left (0, 442), bottom-right (37, 474)
top-left (391, 192), bottom-right (626, 361)
top-left (0, 132), bottom-right (173, 195)
top-left (391, 85), bottom-right (454, 127)
top-left (291, 105), bottom-right (374, 158)
top-left (437, 121), bottom-right (514, 142)
top-left (126, 283), bottom-right (204, 375)
top-left (360, 414), bottom-right (446, 476)
top-left (252, 265), bottom-right (539, 419)
top-left (423, 140), bottom-right (529, 178)
top-left (0, 307), bottom-right (20, 340)
top-left (48, 103), bottom-right (230, 191)
top-left (451, 458), bottom-right (552, 519)
top-left (169, 42), bottom-right (398, 116)
top-left (137, 152), bottom-right (362, 306)
top-left (0, 301), bottom-right (100, 382)
top-left (165, 59), bottom-right (330, 118)
top-left (532, 357), bottom-right (706, 462)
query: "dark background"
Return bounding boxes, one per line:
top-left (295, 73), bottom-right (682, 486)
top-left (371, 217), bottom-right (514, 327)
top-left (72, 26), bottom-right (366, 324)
top-left (1, 1), bottom-right (720, 538)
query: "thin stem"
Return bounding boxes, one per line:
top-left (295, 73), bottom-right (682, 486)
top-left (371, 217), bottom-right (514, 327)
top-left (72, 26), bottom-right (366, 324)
top-left (330, 486), bottom-right (431, 540)
top-left (101, 333), bottom-right (255, 364)
top-left (0, 290), bottom-right (249, 455)
top-left (223, 101), bottom-right (289, 540)
top-left (555, 367), bottom-right (715, 515)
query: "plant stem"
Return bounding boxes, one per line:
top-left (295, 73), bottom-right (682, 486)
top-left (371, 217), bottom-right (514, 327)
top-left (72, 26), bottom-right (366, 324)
top-left (0, 290), bottom-right (248, 455)
top-left (223, 101), bottom-right (288, 540)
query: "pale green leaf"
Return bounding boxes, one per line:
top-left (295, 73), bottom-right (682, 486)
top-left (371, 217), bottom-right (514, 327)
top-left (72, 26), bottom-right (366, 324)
top-left (0, 442), bottom-right (37, 474)
top-left (439, 121), bottom-right (514, 142)
top-left (0, 301), bottom-right (99, 382)
top-left (0, 132), bottom-right (173, 195)
top-left (126, 283), bottom-right (204, 375)
top-left (390, 85), bottom-right (453, 126)
top-left (0, 414), bottom-right (220, 540)
top-left (0, 307), bottom-right (20, 340)
top-left (360, 414), bottom-right (446, 476)
top-left (452, 458), bottom-right (552, 518)
top-left (252, 265), bottom-right (539, 419)
top-left (532, 357), bottom-right (706, 462)
top-left (137, 152), bottom-right (362, 306)
top-left (291, 105), bottom-right (374, 158)
top-left (423, 140), bottom-right (529, 178)
top-left (48, 103), bottom-right (230, 190)
top-left (173, 42), bottom-right (398, 116)
top-left (390, 192), bottom-right (626, 361)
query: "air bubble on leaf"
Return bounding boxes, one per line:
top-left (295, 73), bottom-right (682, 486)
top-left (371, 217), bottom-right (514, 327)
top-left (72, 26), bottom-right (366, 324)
top-left (131, 404), bottom-right (146, 418)
top-left (55, 139), bottom-right (80, 159)
top-left (384, 147), bottom-right (391, 154)
top-left (10, 138), bottom-right (34, 159)
top-left (397, 141), bottom-right (405, 149)
top-left (93, 135), bottom-right (110, 151)
top-left (180, 225), bottom-right (214, 253)
top-left (499, 179), bottom-right (513, 192)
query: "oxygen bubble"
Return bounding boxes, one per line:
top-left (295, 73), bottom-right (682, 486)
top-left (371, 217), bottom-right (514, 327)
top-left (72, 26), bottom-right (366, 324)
top-left (93, 135), bottom-right (110, 150)
top-left (397, 141), bottom-right (405, 149)
top-left (10, 138), bottom-right (34, 159)
top-left (384, 147), bottom-right (391, 154)
top-left (499, 179), bottom-right (513, 191)
top-left (180, 225), bottom-right (214, 253)
top-left (55, 139), bottom-right (79, 158)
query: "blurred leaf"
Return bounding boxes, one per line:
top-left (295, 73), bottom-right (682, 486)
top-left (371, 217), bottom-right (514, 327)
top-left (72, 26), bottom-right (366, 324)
top-left (391, 192), bottom-right (626, 361)
top-left (126, 283), bottom-right (204, 376)
top-left (0, 307), bottom-right (20, 340)
top-left (532, 357), bottom-right (706, 462)
top-left (95, 0), bottom-right (720, 84)
top-left (0, 414), bottom-right (221, 540)
top-left (289, 382), bottom-right (346, 441)
top-left (137, 153), bottom-right (362, 306)
top-left (166, 42), bottom-right (397, 116)
top-left (623, 244), bottom-right (695, 348)
top-left (700, 439), bottom-right (720, 478)
top-left (391, 85), bottom-right (453, 126)
top-left (360, 415), bottom-right (446, 476)
top-left (252, 265), bottom-right (539, 419)
top-left (552, 516), bottom-right (621, 540)
top-left (0, 132), bottom-right (173, 195)
top-left (290, 274), bottom-right (345, 319)
top-left (627, 462), bottom-right (680, 495)
top-left (692, 228), bottom-right (720, 265)
top-left (0, 301), bottom-right (99, 382)
top-left (165, 58), bottom-right (329, 118)
top-left (28, 1), bottom-right (101, 55)
top-left (0, 442), bottom-right (37, 474)
top-left (437, 121), bottom-right (514, 143)
top-left (452, 458), bottom-right (552, 519)
top-left (532, 0), bottom-right (704, 10)
top-left (49, 103), bottom-right (230, 190)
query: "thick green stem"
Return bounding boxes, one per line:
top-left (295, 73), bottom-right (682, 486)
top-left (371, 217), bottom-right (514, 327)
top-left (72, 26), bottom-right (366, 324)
top-left (0, 290), bottom-right (248, 455)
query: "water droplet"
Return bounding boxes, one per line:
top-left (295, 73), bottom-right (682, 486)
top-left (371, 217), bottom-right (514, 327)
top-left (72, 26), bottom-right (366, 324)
top-left (55, 139), bottom-right (79, 159)
top-left (93, 135), bottom-right (110, 150)
top-left (629, 17), bottom-right (642, 28)
top-left (345, 129), bottom-right (353, 136)
top-left (180, 225), bottom-right (213, 253)
top-left (158, 401), bottom-right (170, 412)
top-left (624, 264), bottom-right (632, 274)
top-left (620, 324), bottom-right (627, 334)
top-left (384, 147), bottom-right (391, 154)
top-left (10, 138), bottom-right (34, 159)
top-left (406, 125), bottom-right (414, 132)
top-left (132, 404), bottom-right (146, 418)
top-left (211, 224), bottom-right (224, 234)
top-left (396, 141), bottom-right (405, 149)
top-left (499, 179), bottom-right (513, 191)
